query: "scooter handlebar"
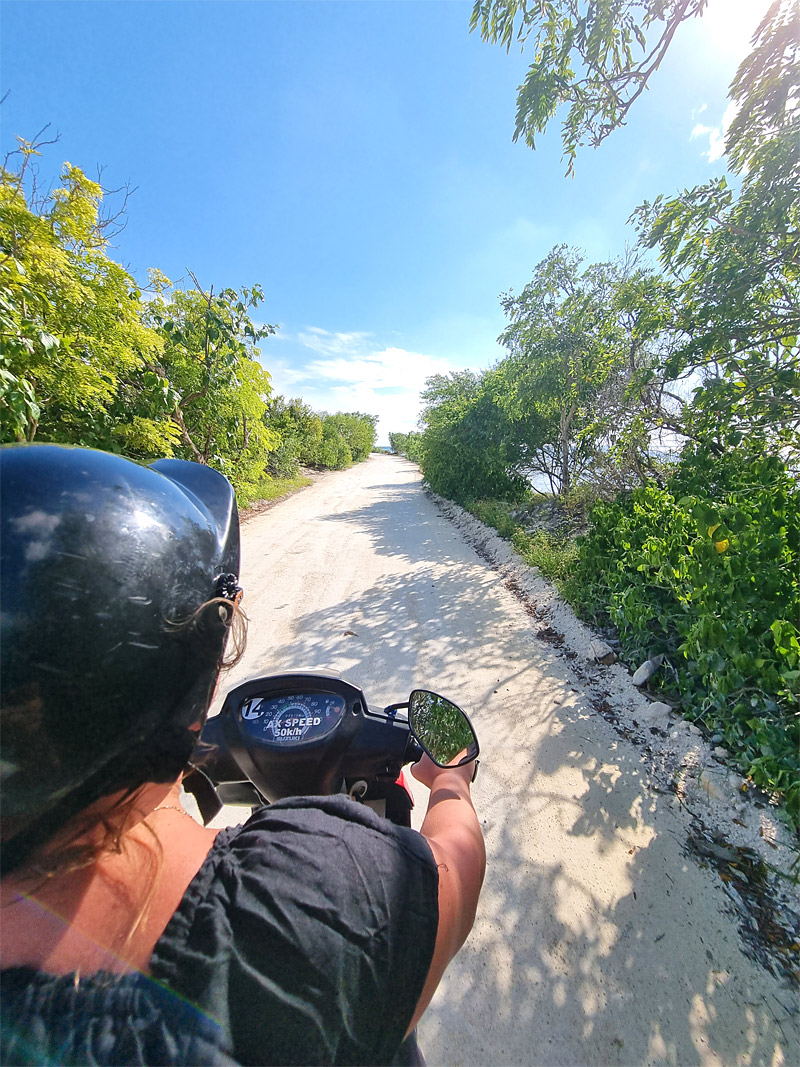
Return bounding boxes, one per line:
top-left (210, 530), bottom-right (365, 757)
top-left (404, 735), bottom-right (425, 766)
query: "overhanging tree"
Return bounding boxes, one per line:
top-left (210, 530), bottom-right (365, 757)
top-left (143, 277), bottom-right (279, 497)
top-left (632, 0), bottom-right (800, 465)
top-left (497, 246), bottom-right (638, 494)
top-left (0, 144), bottom-right (163, 445)
top-left (471, 0), bottom-right (708, 170)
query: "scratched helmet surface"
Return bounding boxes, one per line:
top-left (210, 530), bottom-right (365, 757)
top-left (0, 444), bottom-right (241, 824)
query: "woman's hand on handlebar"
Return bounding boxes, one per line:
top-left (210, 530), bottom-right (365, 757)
top-left (410, 752), bottom-right (475, 791)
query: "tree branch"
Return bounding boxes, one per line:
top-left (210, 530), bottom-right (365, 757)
top-left (171, 405), bottom-right (204, 462)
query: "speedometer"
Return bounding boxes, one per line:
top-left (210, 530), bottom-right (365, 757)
top-left (239, 692), bottom-right (346, 746)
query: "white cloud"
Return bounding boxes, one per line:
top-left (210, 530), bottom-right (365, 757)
top-left (302, 346), bottom-right (450, 391)
top-left (691, 101), bottom-right (738, 163)
top-left (314, 380), bottom-right (424, 437)
top-left (263, 331), bottom-right (455, 443)
top-left (263, 357), bottom-right (308, 387)
top-left (295, 327), bottom-right (372, 357)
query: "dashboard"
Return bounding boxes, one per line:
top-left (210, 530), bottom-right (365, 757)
top-left (239, 691), bottom-right (347, 746)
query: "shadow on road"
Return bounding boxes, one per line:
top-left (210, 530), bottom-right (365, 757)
top-left (322, 482), bottom-right (459, 569)
top-left (243, 469), bottom-right (792, 1065)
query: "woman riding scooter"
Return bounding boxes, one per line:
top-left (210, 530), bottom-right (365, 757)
top-left (0, 444), bottom-right (485, 1066)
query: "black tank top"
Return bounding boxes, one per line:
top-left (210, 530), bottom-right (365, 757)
top-left (1, 796), bottom-right (439, 1066)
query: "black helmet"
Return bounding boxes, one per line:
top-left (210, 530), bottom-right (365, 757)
top-left (0, 445), bottom-right (242, 865)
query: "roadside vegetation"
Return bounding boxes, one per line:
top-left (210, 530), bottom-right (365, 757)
top-left (247, 471), bottom-right (314, 506)
top-left (393, 1), bottom-right (799, 826)
top-left (0, 146), bottom-right (378, 506)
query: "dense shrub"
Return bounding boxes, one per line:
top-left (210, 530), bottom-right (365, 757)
top-left (467, 499), bottom-right (519, 539)
top-left (311, 423), bottom-right (352, 470)
top-left (415, 371), bottom-right (528, 504)
top-left (263, 397), bottom-right (323, 476)
top-left (388, 431), bottom-right (423, 462)
top-left (467, 498), bottom-right (580, 588)
top-left (423, 428), bottom-right (527, 502)
top-left (566, 448), bottom-right (799, 823)
top-left (324, 412), bottom-right (377, 463)
top-left (513, 528), bottom-right (580, 587)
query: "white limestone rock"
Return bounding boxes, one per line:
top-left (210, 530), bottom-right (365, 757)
top-left (589, 639), bottom-right (617, 665)
top-left (632, 654), bottom-right (665, 686)
top-left (697, 767), bottom-right (743, 802)
top-left (639, 701), bottom-right (673, 726)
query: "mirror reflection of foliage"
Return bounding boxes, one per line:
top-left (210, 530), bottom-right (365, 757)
top-left (410, 691), bottom-right (476, 766)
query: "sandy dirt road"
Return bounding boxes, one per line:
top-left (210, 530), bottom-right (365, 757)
top-left (211, 455), bottom-right (797, 1066)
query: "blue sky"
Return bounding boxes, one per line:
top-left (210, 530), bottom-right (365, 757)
top-left (1, 0), bottom-right (769, 443)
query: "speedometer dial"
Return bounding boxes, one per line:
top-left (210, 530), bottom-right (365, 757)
top-left (239, 692), bottom-right (346, 746)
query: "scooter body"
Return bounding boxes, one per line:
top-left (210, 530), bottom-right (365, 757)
top-left (182, 669), bottom-right (479, 1067)
top-left (184, 669), bottom-right (478, 827)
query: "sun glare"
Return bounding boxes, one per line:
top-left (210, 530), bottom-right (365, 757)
top-left (700, 0), bottom-right (777, 59)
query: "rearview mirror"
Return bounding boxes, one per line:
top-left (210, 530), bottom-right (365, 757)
top-left (408, 690), bottom-right (479, 768)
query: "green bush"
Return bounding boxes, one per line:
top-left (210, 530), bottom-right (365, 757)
top-left (467, 499), bottom-right (519, 539)
top-left (513, 528), bottom-right (580, 588)
top-left (325, 412), bottom-right (377, 462)
top-left (421, 422), bottom-right (527, 503)
top-left (466, 498), bottom-right (580, 589)
top-left (312, 429), bottom-right (352, 470)
top-left (389, 430), bottom-right (423, 462)
top-left (267, 437), bottom-right (302, 478)
top-left (567, 448), bottom-right (799, 824)
top-left (417, 371), bottom-right (528, 503)
top-left (246, 472), bottom-right (312, 506)
top-left (300, 412), bottom-right (377, 470)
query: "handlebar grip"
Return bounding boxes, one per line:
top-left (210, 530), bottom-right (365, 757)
top-left (404, 736), bottom-right (424, 765)
top-left (194, 714), bottom-right (247, 783)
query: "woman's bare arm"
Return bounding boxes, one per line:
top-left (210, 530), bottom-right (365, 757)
top-left (406, 755), bottom-right (486, 1033)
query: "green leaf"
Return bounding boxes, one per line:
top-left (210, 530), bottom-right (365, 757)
top-left (38, 332), bottom-right (60, 351)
